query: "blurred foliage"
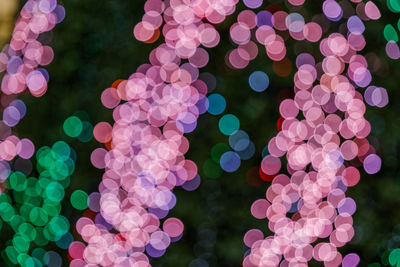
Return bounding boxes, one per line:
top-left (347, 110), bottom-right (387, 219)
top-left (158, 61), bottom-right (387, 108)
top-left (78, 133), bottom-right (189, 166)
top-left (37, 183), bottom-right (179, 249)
top-left (1, 0), bottom-right (400, 266)
top-left (0, 0), bottom-right (19, 47)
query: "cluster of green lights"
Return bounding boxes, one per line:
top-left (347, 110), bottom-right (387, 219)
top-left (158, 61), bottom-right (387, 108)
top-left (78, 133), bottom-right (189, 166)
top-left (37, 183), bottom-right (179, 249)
top-left (0, 141), bottom-right (76, 266)
top-left (366, 247), bottom-right (400, 267)
top-left (385, 1), bottom-right (400, 43)
top-left (63, 112), bottom-right (93, 142)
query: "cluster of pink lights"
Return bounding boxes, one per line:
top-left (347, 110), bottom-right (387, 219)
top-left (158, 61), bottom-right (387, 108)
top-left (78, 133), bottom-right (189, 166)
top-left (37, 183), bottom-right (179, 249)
top-left (228, 9), bottom-right (322, 68)
top-left (0, 0), bottom-right (64, 96)
top-left (70, 0), bottom-right (240, 266)
top-left (242, 1), bottom-right (384, 267)
top-left (0, 0), bottom-right (64, 186)
top-left (68, 0), bottom-right (387, 266)
top-left (0, 0), bottom-right (390, 266)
